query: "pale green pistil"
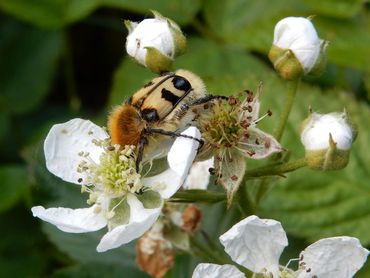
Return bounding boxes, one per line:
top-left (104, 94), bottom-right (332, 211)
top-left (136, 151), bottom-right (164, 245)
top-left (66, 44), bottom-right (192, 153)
top-left (77, 144), bottom-right (143, 199)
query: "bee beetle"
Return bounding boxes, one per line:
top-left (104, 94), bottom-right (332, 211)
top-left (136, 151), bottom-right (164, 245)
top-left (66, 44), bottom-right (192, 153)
top-left (108, 69), bottom-right (217, 171)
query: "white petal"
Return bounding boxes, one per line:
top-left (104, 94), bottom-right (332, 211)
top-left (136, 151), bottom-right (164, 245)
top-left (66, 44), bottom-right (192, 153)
top-left (273, 17), bottom-right (321, 72)
top-left (96, 193), bottom-right (162, 252)
top-left (144, 127), bottom-right (201, 199)
top-left (143, 168), bottom-right (181, 199)
top-left (31, 205), bottom-right (107, 233)
top-left (192, 263), bottom-right (245, 278)
top-left (298, 236), bottom-right (369, 278)
top-left (44, 118), bottom-right (108, 184)
top-left (183, 158), bottom-right (214, 190)
top-left (219, 215), bottom-right (288, 277)
top-left (168, 127), bottom-right (200, 179)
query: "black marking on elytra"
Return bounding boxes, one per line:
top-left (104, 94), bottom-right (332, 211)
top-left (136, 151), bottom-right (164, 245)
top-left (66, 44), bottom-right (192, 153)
top-left (161, 88), bottom-right (181, 106)
top-left (143, 81), bottom-right (154, 88)
top-left (141, 108), bottom-right (160, 122)
top-left (172, 76), bottom-right (191, 91)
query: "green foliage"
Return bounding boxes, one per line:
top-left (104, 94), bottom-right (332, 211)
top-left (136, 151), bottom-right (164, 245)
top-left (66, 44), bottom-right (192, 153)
top-left (0, 165), bottom-right (29, 212)
top-left (0, 0), bottom-right (369, 276)
top-left (0, 18), bottom-right (62, 114)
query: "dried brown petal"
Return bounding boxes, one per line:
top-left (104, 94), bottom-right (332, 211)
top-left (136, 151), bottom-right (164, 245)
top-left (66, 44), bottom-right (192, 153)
top-left (136, 225), bottom-right (174, 278)
top-left (181, 205), bottom-right (202, 233)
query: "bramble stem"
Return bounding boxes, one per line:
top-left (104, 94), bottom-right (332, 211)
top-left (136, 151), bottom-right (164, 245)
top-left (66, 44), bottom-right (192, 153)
top-left (170, 190), bottom-right (226, 203)
top-left (245, 157), bottom-right (307, 179)
top-left (274, 79), bottom-right (299, 141)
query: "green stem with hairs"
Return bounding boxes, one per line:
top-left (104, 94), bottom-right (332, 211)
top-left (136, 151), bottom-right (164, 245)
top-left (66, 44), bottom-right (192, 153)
top-left (274, 79), bottom-right (299, 141)
top-left (253, 79), bottom-right (300, 205)
top-left (245, 157), bottom-right (307, 179)
top-left (170, 190), bottom-right (226, 204)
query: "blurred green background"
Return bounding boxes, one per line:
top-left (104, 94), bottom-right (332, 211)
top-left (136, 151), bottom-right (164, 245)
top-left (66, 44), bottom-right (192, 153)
top-left (0, 0), bottom-right (369, 277)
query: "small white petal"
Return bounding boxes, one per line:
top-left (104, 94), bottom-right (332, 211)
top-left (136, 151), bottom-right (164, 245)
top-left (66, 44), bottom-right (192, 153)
top-left (44, 118), bottom-right (108, 184)
top-left (96, 194), bottom-right (162, 252)
top-left (144, 127), bottom-right (200, 199)
top-left (126, 18), bottom-right (174, 65)
top-left (298, 236), bottom-right (369, 278)
top-left (183, 158), bottom-right (214, 190)
top-left (219, 215), bottom-right (288, 277)
top-left (273, 17), bottom-right (321, 73)
top-left (192, 263), bottom-right (245, 278)
top-left (301, 112), bottom-right (354, 150)
top-left (168, 127), bottom-right (200, 179)
top-left (31, 205), bottom-right (107, 233)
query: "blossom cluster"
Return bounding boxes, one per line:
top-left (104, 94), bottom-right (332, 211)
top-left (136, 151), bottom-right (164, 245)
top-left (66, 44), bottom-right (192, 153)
top-left (30, 10), bottom-right (365, 278)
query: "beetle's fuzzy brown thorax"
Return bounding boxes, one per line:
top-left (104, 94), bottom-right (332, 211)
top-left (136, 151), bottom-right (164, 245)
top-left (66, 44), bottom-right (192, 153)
top-left (108, 104), bottom-right (144, 147)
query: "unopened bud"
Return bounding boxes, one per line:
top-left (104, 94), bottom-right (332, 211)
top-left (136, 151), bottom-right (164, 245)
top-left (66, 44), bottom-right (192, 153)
top-left (269, 17), bottom-right (327, 80)
top-left (300, 112), bottom-right (356, 170)
top-left (125, 10), bottom-right (186, 73)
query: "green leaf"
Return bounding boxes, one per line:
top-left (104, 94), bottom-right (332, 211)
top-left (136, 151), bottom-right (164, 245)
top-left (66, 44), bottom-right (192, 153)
top-left (302, 0), bottom-right (363, 19)
top-left (202, 0), bottom-right (303, 38)
top-left (52, 262), bottom-right (150, 278)
top-left (0, 19), bottom-right (62, 114)
top-left (43, 223), bottom-right (137, 265)
top-left (108, 59), bottom-right (155, 107)
top-left (174, 37), bottom-right (271, 94)
top-left (0, 0), bottom-right (99, 28)
top-left (0, 165), bottom-right (29, 212)
top-left (101, 0), bottom-right (201, 25)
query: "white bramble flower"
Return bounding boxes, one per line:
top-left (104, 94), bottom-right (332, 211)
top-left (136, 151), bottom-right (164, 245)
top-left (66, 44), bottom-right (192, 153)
top-left (125, 11), bottom-right (186, 73)
top-left (300, 111), bottom-right (356, 170)
top-left (269, 17), bottom-right (328, 80)
top-left (192, 215), bottom-right (369, 278)
top-left (31, 118), bottom-right (199, 252)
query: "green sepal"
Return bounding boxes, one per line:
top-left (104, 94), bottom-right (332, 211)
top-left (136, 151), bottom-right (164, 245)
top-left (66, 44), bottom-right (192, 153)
top-left (108, 198), bottom-right (130, 229)
top-left (305, 141), bottom-right (351, 171)
top-left (145, 47), bottom-right (173, 73)
top-left (136, 189), bottom-right (162, 209)
top-left (309, 39), bottom-right (329, 77)
top-left (268, 45), bottom-right (304, 80)
top-left (168, 20), bottom-right (187, 56)
top-left (123, 20), bottom-right (137, 34)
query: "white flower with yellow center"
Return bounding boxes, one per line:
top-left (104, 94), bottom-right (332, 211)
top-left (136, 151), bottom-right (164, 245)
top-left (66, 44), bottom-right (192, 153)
top-left (192, 215), bottom-right (369, 278)
top-left (31, 118), bottom-right (200, 252)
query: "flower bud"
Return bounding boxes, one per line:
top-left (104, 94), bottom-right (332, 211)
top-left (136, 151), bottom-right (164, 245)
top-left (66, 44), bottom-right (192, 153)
top-left (300, 111), bottom-right (356, 170)
top-left (268, 17), bottom-right (327, 80)
top-left (125, 10), bottom-right (186, 73)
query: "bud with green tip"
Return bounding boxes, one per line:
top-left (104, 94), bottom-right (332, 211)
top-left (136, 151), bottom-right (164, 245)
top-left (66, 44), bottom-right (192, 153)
top-left (125, 11), bottom-right (186, 73)
top-left (268, 17), bottom-right (328, 80)
top-left (300, 111), bottom-right (356, 170)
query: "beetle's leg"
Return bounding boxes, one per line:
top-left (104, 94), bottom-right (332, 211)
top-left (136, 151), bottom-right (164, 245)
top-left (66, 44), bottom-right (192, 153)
top-left (144, 127), bottom-right (204, 151)
top-left (136, 136), bottom-right (148, 173)
top-left (187, 94), bottom-right (228, 106)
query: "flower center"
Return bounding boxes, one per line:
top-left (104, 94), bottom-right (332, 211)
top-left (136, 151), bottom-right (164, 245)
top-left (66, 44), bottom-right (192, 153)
top-left (198, 96), bottom-right (247, 149)
top-left (77, 141), bottom-right (143, 199)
